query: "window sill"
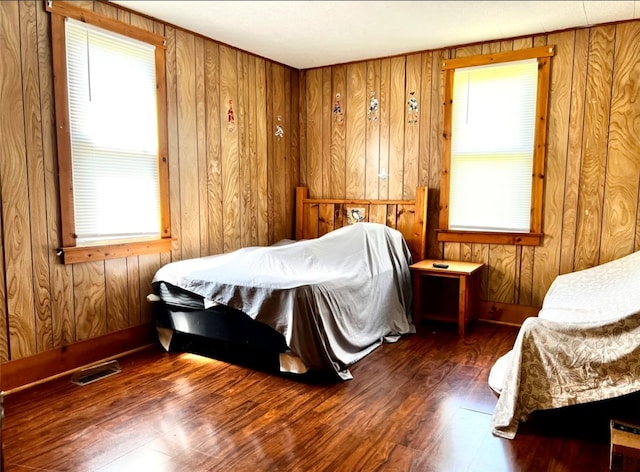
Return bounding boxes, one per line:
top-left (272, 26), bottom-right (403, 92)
top-left (59, 238), bottom-right (174, 264)
top-left (437, 230), bottom-right (542, 246)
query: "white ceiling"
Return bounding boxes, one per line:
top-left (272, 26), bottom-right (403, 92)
top-left (110, 1), bottom-right (639, 69)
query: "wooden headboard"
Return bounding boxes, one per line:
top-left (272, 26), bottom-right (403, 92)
top-left (295, 187), bottom-right (428, 262)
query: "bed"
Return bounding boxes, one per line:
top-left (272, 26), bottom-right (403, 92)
top-left (490, 250), bottom-right (640, 439)
top-left (151, 187), bottom-right (428, 380)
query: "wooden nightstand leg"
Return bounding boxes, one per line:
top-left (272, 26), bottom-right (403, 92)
top-left (458, 275), bottom-right (467, 335)
top-left (412, 273), bottom-right (421, 329)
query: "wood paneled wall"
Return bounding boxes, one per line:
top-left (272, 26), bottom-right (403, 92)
top-left (0, 0), bottom-right (299, 362)
top-left (300, 22), bottom-right (640, 317)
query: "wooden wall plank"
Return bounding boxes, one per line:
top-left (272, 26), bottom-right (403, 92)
top-left (238, 51), bottom-right (252, 247)
top-left (138, 254), bottom-right (161, 324)
top-left (403, 53), bottom-right (421, 200)
top-left (195, 36), bottom-right (208, 255)
top-left (428, 49), bottom-right (448, 260)
top-left (220, 44), bottom-right (240, 252)
top-left (127, 256), bottom-right (141, 326)
top-left (378, 58), bottom-right (391, 200)
top-left (331, 65), bottom-right (347, 198)
top-left (388, 56), bottom-right (406, 200)
top-left (204, 40), bottom-right (223, 255)
top-left (38, 0), bottom-right (75, 350)
top-left (73, 261), bottom-right (106, 341)
top-left (176, 29), bottom-right (200, 260)
top-left (165, 26), bottom-right (182, 261)
top-left (345, 62), bottom-right (367, 199)
top-left (21, 0), bottom-right (53, 353)
top-left (559, 29), bottom-right (589, 275)
top-left (365, 60), bottom-right (381, 200)
top-left (105, 259), bottom-right (129, 331)
top-left (488, 245), bottom-right (517, 304)
top-left (321, 67), bottom-right (332, 198)
top-left (574, 25), bottom-right (616, 271)
top-left (306, 68), bottom-right (323, 198)
top-left (531, 30), bottom-right (574, 306)
top-left (247, 54), bottom-right (259, 246)
top-left (1, 0), bottom-right (38, 359)
top-left (600, 22), bottom-right (640, 263)
top-left (256, 57), bottom-right (269, 246)
top-left (418, 51), bottom-right (433, 189)
top-left (272, 63), bottom-right (288, 242)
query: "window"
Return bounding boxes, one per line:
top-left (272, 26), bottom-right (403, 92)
top-left (438, 46), bottom-right (555, 246)
top-left (48, 2), bottom-right (171, 264)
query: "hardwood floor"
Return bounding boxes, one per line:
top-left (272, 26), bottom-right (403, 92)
top-left (1, 322), bottom-right (626, 471)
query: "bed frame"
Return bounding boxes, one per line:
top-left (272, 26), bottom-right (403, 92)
top-left (295, 187), bottom-right (428, 262)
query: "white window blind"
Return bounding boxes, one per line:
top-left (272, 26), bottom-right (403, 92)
top-left (65, 18), bottom-right (160, 245)
top-left (449, 58), bottom-right (538, 233)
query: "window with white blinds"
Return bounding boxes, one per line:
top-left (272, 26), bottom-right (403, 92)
top-left (449, 59), bottom-right (538, 233)
top-left (65, 18), bottom-right (161, 245)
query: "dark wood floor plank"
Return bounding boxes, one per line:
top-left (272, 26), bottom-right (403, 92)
top-left (2, 322), bottom-right (619, 471)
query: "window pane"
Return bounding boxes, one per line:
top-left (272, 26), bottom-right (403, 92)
top-left (65, 18), bottom-right (160, 244)
top-left (449, 59), bottom-right (538, 233)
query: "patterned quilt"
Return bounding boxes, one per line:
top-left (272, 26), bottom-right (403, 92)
top-left (491, 250), bottom-right (640, 439)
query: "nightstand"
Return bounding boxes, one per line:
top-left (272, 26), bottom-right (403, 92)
top-left (409, 259), bottom-right (484, 335)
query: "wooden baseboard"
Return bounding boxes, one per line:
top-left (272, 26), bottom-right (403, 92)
top-left (0, 323), bottom-right (156, 393)
top-left (477, 300), bottom-right (539, 326)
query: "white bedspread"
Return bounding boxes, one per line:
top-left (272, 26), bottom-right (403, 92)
top-left (491, 250), bottom-right (640, 439)
top-left (153, 223), bottom-right (415, 379)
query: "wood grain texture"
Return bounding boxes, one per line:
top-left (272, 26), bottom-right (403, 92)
top-left (428, 49), bottom-right (448, 260)
top-left (247, 54), bottom-right (259, 246)
top-left (574, 25), bottom-right (616, 271)
top-left (330, 65), bottom-right (347, 199)
top-left (165, 26), bottom-right (182, 261)
top-left (403, 54), bottom-right (421, 200)
top-left (0, 220), bottom-right (7, 362)
top-left (105, 259), bottom-right (129, 331)
top-left (531, 31), bottom-right (572, 306)
top-left (305, 68), bottom-right (323, 198)
top-left (600, 21), bottom-right (640, 263)
top-left (220, 44), bottom-right (241, 252)
top-left (378, 58), bottom-right (391, 200)
top-left (5, 324), bottom-right (620, 472)
top-left (321, 67), bottom-right (332, 198)
top-left (256, 57), bottom-right (269, 246)
top-left (73, 261), bottom-right (106, 341)
top-left (238, 51), bottom-right (252, 247)
top-left (1, 0), bottom-right (37, 359)
top-left (559, 29), bottom-right (589, 275)
top-left (195, 37), bottom-right (208, 255)
top-left (345, 62), bottom-right (367, 199)
top-left (176, 29), bottom-right (200, 260)
top-left (365, 60), bottom-right (381, 200)
top-left (204, 40), bottom-right (224, 255)
top-left (138, 254), bottom-right (161, 324)
top-left (488, 245), bottom-right (517, 304)
top-left (21, 0), bottom-right (53, 353)
top-left (127, 256), bottom-right (141, 326)
top-left (388, 56), bottom-right (406, 200)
